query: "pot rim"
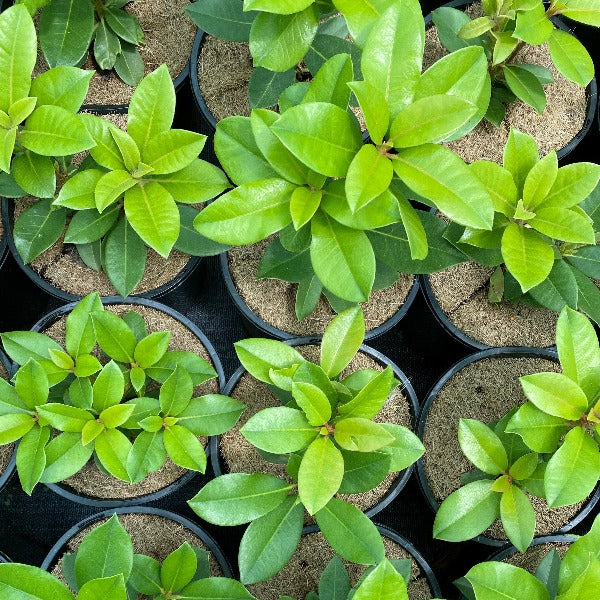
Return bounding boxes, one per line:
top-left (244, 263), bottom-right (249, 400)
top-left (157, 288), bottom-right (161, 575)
top-left (416, 347), bottom-right (600, 547)
top-left (0, 349), bottom-right (15, 495)
top-left (0, 551), bottom-right (10, 563)
top-left (211, 338), bottom-right (420, 519)
top-left (1, 198), bottom-right (202, 302)
top-left (39, 506), bottom-right (233, 578)
top-left (219, 252), bottom-right (421, 342)
top-left (190, 29), bottom-right (218, 131)
top-left (28, 296), bottom-right (225, 508)
top-left (424, 0), bottom-right (598, 162)
top-left (488, 533), bottom-right (575, 563)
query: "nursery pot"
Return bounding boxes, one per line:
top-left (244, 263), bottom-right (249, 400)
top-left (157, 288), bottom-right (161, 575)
top-left (41, 506), bottom-right (232, 577)
top-left (424, 0), bottom-right (598, 163)
top-left (1, 197), bottom-right (202, 302)
top-left (0, 349), bottom-right (15, 495)
top-left (220, 252), bottom-right (420, 342)
top-left (0, 229), bottom-right (7, 272)
top-left (30, 296), bottom-right (225, 508)
top-left (0, 552), bottom-right (9, 563)
top-left (210, 338), bottom-right (420, 519)
top-left (416, 347), bottom-right (600, 547)
top-left (248, 523), bottom-right (442, 600)
top-left (190, 30), bottom-right (219, 132)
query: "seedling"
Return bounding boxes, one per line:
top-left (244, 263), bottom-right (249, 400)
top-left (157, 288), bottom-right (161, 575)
top-left (0, 514), bottom-right (257, 599)
top-left (0, 293), bottom-right (244, 493)
top-left (195, 0), bottom-right (496, 320)
top-left (443, 128), bottom-right (600, 320)
top-left (457, 512), bottom-right (600, 600)
top-left (189, 306), bottom-right (424, 584)
top-left (433, 0), bottom-right (597, 125)
top-left (18, 0), bottom-right (146, 86)
top-left (13, 64), bottom-right (230, 296)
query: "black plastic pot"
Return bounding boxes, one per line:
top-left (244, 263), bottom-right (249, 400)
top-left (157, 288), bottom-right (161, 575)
top-left (190, 30), bottom-right (218, 132)
top-left (41, 507), bottom-right (232, 577)
top-left (300, 523), bottom-right (443, 597)
top-left (211, 338), bottom-right (420, 519)
top-left (28, 296), bottom-right (225, 508)
top-left (416, 347), bottom-right (600, 548)
top-left (0, 231), bottom-right (7, 272)
top-left (220, 253), bottom-right (421, 342)
top-left (1, 198), bottom-right (202, 302)
top-left (424, 0), bottom-right (598, 161)
top-left (0, 551), bottom-right (10, 563)
top-left (0, 349), bottom-right (16, 495)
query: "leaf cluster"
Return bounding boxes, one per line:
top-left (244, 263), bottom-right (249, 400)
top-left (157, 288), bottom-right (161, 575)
top-left (0, 293), bottom-right (244, 494)
top-left (189, 307), bottom-right (424, 584)
top-left (459, 512), bottom-right (600, 600)
top-left (443, 128), bottom-right (600, 320)
top-left (195, 0), bottom-right (498, 320)
top-left (0, 5), bottom-right (95, 200)
top-left (12, 64), bottom-right (230, 297)
top-left (19, 0), bottom-right (146, 86)
top-left (433, 0), bottom-right (597, 125)
top-left (0, 514), bottom-right (257, 600)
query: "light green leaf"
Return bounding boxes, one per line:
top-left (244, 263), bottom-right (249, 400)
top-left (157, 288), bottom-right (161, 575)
top-left (345, 145), bottom-right (393, 213)
top-left (95, 428), bottom-right (132, 481)
top-left (0, 564), bottom-right (75, 600)
top-left (458, 418), bottom-right (508, 475)
top-left (522, 150), bottom-right (558, 210)
top-left (16, 425), bottom-right (50, 495)
top-left (164, 424), bottom-right (207, 472)
top-left (334, 418), bottom-right (394, 452)
top-left (466, 562), bottom-right (550, 600)
top-left (530, 207), bottom-right (595, 244)
top-left (142, 129), bottom-right (207, 175)
top-left (548, 28), bottom-right (594, 87)
top-left (503, 65), bottom-right (546, 113)
top-left (503, 128), bottom-right (540, 196)
top-left (292, 382), bottom-right (331, 426)
top-left (54, 169), bottom-right (103, 210)
top-left (561, 0), bottom-right (600, 26)
top-left (92, 312), bottom-right (136, 363)
top-left (40, 432), bottom-right (94, 482)
top-left (12, 152), bottom-right (55, 198)
top-left (500, 485), bottom-right (536, 552)
top-left (156, 159), bottom-right (230, 203)
top-left (320, 305), bottom-right (364, 377)
top-left (92, 360), bottom-right (125, 413)
top-left (513, 2), bottom-right (554, 44)
top-left (354, 559), bottom-right (408, 600)
top-left (347, 81), bottom-right (389, 145)
top-left (520, 372), bottom-right (588, 420)
top-left (234, 338), bottom-right (304, 383)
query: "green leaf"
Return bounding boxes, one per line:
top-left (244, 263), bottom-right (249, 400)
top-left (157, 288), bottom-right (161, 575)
top-left (345, 145), bottom-right (393, 213)
top-left (433, 480), bottom-right (500, 541)
top-left (501, 223), bottom-right (554, 292)
top-left (298, 437), bottom-right (344, 514)
top-left (0, 564), bottom-right (75, 600)
top-left (337, 367), bottom-right (394, 420)
top-left (545, 426), bottom-right (600, 507)
top-left (114, 42), bottom-right (144, 87)
top-left (15, 359), bottom-right (49, 409)
top-left (14, 199), bottom-right (66, 264)
top-left (109, 128), bottom-right (140, 172)
top-left (470, 161), bottom-right (518, 217)
top-left (522, 150), bottom-right (558, 210)
top-left (571, 266), bottom-right (600, 325)
top-left (504, 128), bottom-right (540, 195)
top-left (129, 554), bottom-right (162, 595)
top-left (20, 105), bottom-right (95, 155)
top-left (0, 5), bottom-right (37, 112)
top-left (39, 432), bottom-right (94, 482)
top-left (289, 187), bottom-right (322, 230)
top-left (185, 0), bottom-right (254, 41)
top-left (320, 305), bottom-right (364, 377)
top-left (318, 556), bottom-right (351, 600)
top-left (16, 425), bottom-right (50, 495)
top-left (103, 217), bottom-right (146, 297)
top-left (92, 312), bottom-right (137, 363)
top-left (99, 404), bottom-right (134, 429)
top-left (360, 1), bottom-right (423, 117)
top-left (92, 361), bottom-right (125, 412)
top-left (179, 578), bottom-right (256, 599)
top-left (292, 382), bottom-right (331, 426)
top-left (513, 2), bottom-right (554, 44)
top-left (80, 115), bottom-right (125, 171)
top-left (95, 428), bottom-right (132, 481)
top-left (244, 0), bottom-right (313, 13)
top-left (54, 169), bottom-right (103, 210)
top-left (0, 330), bottom-right (61, 365)
top-left (249, 67), bottom-right (295, 109)
top-left (503, 65), bottom-right (546, 113)
top-left (30, 66), bottom-right (92, 114)
top-left (310, 211), bottom-right (375, 303)
top-left (302, 53), bottom-right (352, 109)
top-left (561, 0), bottom-right (600, 25)
top-left (239, 495), bottom-right (303, 585)
top-left (160, 366), bottom-right (193, 416)
top-left (393, 144), bottom-right (494, 230)
top-left (0, 413), bottom-right (35, 444)
top-left (132, 331), bottom-right (169, 370)
top-left (194, 179), bottom-right (294, 245)
top-left (241, 406), bottom-right (318, 453)
top-left (78, 575), bottom-right (126, 600)
top-left (128, 64), bottom-right (174, 152)
top-left (545, 163), bottom-right (600, 209)
top-left (379, 423), bottom-right (425, 471)
top-left (271, 103), bottom-right (362, 177)
top-left (104, 7), bottom-right (143, 45)
top-left (334, 418), bottom-right (394, 452)
top-left (158, 543), bottom-right (197, 593)
top-left (507, 402), bottom-right (568, 453)
top-left (458, 418), bottom-right (508, 475)
top-left (234, 338), bottom-right (304, 383)
top-left (347, 81), bottom-right (389, 145)
top-left (530, 207), bottom-right (595, 244)
top-left (75, 514), bottom-right (133, 586)
top-left (249, 7), bottom-right (319, 72)
top-left (94, 18), bottom-right (121, 70)
top-left (126, 430), bottom-right (167, 483)
top-left (559, 513), bottom-right (600, 590)
top-left (548, 29), bottom-right (593, 86)
top-left (295, 275), bottom-right (322, 320)
top-left (315, 497), bottom-right (385, 565)
top-left (176, 395), bottom-right (244, 436)
top-left (354, 559), bottom-right (408, 600)
top-left (500, 485), bottom-right (536, 552)
top-left (188, 473), bottom-right (294, 526)
top-left (528, 258), bottom-right (578, 313)
top-left (465, 562), bottom-right (550, 600)
top-left (37, 403), bottom-right (94, 433)
top-left (64, 205), bottom-right (119, 245)
top-left (11, 151), bottom-right (54, 198)
top-left (331, 0), bottom-right (390, 47)
top-left (520, 372), bottom-right (588, 420)
top-left (142, 129), bottom-right (206, 175)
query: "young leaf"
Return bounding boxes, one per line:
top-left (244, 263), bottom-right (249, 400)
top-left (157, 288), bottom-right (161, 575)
top-left (78, 575), bottom-right (126, 600)
top-left (345, 144), bottom-right (393, 213)
top-left (548, 28), bottom-right (594, 87)
top-left (354, 559), bottom-right (408, 600)
top-left (234, 338), bottom-right (304, 383)
top-left (16, 425), bottom-right (50, 495)
top-left (160, 542), bottom-right (197, 593)
top-left (292, 382), bottom-right (332, 426)
top-left (163, 424), bottom-right (207, 472)
top-left (520, 372), bottom-right (588, 420)
top-left (506, 403), bottom-right (567, 454)
top-left (39, 432), bottom-right (94, 483)
top-left (503, 129), bottom-right (540, 195)
top-left (465, 562), bottom-right (550, 600)
top-left (320, 305), bottom-right (364, 377)
top-left (458, 419), bottom-right (508, 475)
top-left (334, 418), bottom-right (394, 452)
top-left (522, 150), bottom-right (558, 210)
top-left (94, 428), bottom-right (132, 481)
top-left (500, 485), bottom-right (536, 552)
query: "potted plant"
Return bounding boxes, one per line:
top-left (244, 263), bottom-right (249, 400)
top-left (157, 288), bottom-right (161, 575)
top-left (458, 513), bottom-right (600, 599)
top-left (189, 307), bottom-right (425, 585)
top-left (0, 292), bottom-right (243, 506)
top-left (426, 0), bottom-right (598, 163)
top-left (194, 0), bottom-right (497, 337)
top-left (422, 128), bottom-right (600, 349)
top-left (417, 346), bottom-right (600, 550)
top-left (11, 0), bottom-right (197, 109)
top-left (0, 509), bottom-right (248, 599)
top-left (4, 59), bottom-right (231, 299)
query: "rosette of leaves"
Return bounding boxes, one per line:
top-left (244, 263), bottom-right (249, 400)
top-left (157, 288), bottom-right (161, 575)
top-left (0, 292), bottom-right (245, 493)
top-left (185, 0), bottom-right (366, 109)
top-left (195, 0), bottom-right (497, 320)
top-left (12, 64), bottom-right (230, 297)
top-left (18, 0), bottom-right (146, 86)
top-left (433, 414), bottom-right (548, 552)
top-left (442, 128), bottom-right (600, 320)
top-left (282, 555), bottom-right (444, 600)
top-left (505, 307), bottom-right (600, 509)
top-left (0, 5), bottom-right (96, 200)
top-left (432, 0), bottom-right (597, 125)
top-left (0, 514), bottom-right (257, 600)
top-left (457, 512), bottom-right (600, 600)
top-left (189, 306), bottom-right (425, 584)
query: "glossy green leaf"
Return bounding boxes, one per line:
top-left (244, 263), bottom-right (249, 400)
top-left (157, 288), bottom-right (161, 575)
top-left (548, 28), bottom-right (594, 87)
top-left (354, 559), bottom-right (408, 600)
top-left (92, 312), bottom-right (136, 362)
top-left (0, 564), bottom-right (75, 600)
top-left (40, 431), bottom-right (94, 482)
top-left (320, 305), bottom-right (364, 377)
top-left (334, 418), bottom-right (394, 452)
top-left (142, 129), bottom-right (206, 175)
top-left (345, 145), bottom-right (393, 213)
top-left (95, 428), bottom-right (132, 481)
top-left (500, 485), bottom-right (536, 552)
top-left (465, 562), bottom-right (550, 600)
top-left (520, 372), bottom-right (588, 420)
top-left (78, 575), bottom-right (126, 600)
top-left (0, 414), bottom-right (34, 444)
top-left (503, 65), bottom-right (546, 113)
top-left (528, 257), bottom-right (578, 313)
top-left (114, 42), bottom-right (144, 87)
top-left (458, 418), bottom-right (508, 475)
top-left (513, 2), bottom-right (554, 44)
top-left (16, 425), bottom-right (50, 495)
top-left (522, 150), bottom-right (558, 209)
top-left (54, 169), bottom-right (103, 210)
top-left (302, 53), bottom-right (352, 109)
top-left (503, 128), bottom-right (540, 195)
top-left (347, 81), bottom-right (389, 145)
top-left (160, 366), bottom-right (193, 416)
top-left (185, 0), bottom-right (254, 41)
top-left (234, 338), bottom-right (304, 383)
